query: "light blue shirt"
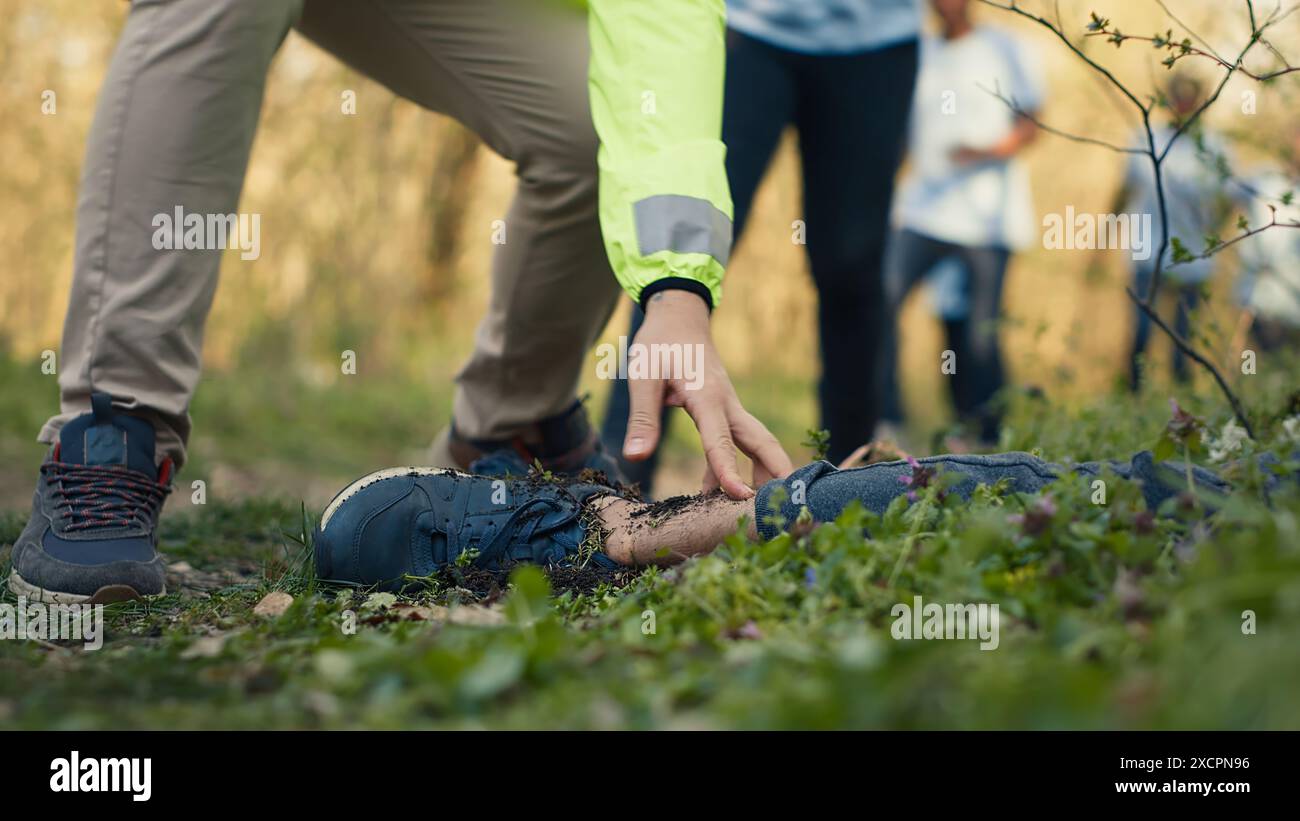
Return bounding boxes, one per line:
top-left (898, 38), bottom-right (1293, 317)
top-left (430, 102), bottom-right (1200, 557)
top-left (726, 0), bottom-right (921, 55)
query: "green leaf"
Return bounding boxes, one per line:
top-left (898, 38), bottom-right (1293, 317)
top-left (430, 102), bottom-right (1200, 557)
top-left (505, 564), bottom-right (552, 625)
top-left (361, 592), bottom-right (398, 611)
top-left (1153, 434), bottom-right (1177, 462)
top-left (458, 648), bottom-right (526, 701)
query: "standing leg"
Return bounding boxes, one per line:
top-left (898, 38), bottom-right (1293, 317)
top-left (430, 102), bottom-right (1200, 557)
top-left (38, 0), bottom-right (305, 467)
top-left (599, 29), bottom-right (796, 492)
top-left (795, 39), bottom-right (918, 463)
top-left (942, 316), bottom-right (974, 418)
top-left (878, 229), bottom-right (950, 427)
top-left (1172, 283), bottom-right (1200, 383)
top-left (721, 32), bottom-right (800, 240)
top-left (297, 0), bottom-right (620, 454)
top-left (16, 0), bottom-right (303, 603)
top-left (1128, 264), bottom-right (1154, 390)
top-left (955, 244), bottom-right (1011, 443)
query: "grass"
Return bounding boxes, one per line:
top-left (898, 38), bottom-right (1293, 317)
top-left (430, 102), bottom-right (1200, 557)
top-left (0, 350), bottom-right (1298, 729)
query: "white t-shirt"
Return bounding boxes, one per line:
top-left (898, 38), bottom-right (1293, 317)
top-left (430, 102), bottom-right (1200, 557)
top-left (1236, 168), bottom-right (1300, 325)
top-left (894, 28), bottom-right (1043, 250)
top-left (1124, 125), bottom-right (1230, 283)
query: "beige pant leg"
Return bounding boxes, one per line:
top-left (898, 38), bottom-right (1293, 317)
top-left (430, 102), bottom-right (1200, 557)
top-left (44, 0), bottom-right (617, 468)
top-left (39, 0), bottom-right (304, 466)
top-left (296, 0), bottom-right (621, 441)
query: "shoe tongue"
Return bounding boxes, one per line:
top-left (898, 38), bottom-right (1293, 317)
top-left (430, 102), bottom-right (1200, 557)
top-left (57, 392), bottom-right (159, 479)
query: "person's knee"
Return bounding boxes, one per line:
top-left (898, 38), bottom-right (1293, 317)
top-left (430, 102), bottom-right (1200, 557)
top-left (513, 121), bottom-right (600, 207)
top-left (163, 0), bottom-right (302, 67)
top-left (208, 0), bottom-right (304, 27)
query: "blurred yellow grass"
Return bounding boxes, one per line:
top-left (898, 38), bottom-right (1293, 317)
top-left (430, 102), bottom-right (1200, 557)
top-left (2, 0), bottom-right (1295, 439)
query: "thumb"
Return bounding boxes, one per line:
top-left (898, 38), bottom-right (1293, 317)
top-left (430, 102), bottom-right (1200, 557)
top-left (623, 377), bottom-right (665, 462)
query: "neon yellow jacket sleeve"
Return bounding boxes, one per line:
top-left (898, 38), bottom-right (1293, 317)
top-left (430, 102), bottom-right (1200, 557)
top-left (587, 0), bottom-right (733, 308)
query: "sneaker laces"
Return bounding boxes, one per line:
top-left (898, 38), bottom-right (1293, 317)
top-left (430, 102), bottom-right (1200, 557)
top-left (470, 497), bottom-right (570, 566)
top-left (44, 460), bottom-right (171, 533)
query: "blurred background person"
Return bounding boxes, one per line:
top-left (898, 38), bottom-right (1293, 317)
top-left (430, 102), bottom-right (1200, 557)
top-left (877, 0), bottom-right (1042, 449)
top-left (1233, 124), bottom-right (1300, 353)
top-left (1114, 72), bottom-right (1233, 389)
top-left (602, 0), bottom-right (923, 496)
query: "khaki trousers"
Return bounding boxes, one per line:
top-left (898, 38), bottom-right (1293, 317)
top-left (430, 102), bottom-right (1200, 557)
top-left (39, 0), bottom-right (622, 467)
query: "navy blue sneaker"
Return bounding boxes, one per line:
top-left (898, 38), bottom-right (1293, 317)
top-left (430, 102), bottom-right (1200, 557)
top-left (9, 393), bottom-right (172, 604)
top-left (313, 467), bottom-right (621, 591)
top-left (447, 400), bottom-right (628, 484)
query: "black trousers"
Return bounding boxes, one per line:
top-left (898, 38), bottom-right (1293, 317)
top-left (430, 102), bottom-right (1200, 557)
top-left (601, 31), bottom-right (919, 491)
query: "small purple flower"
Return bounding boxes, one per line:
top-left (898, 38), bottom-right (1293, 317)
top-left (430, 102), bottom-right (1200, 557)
top-left (1133, 510), bottom-right (1156, 535)
top-left (1010, 495), bottom-right (1057, 536)
top-left (1165, 398), bottom-right (1204, 443)
top-left (804, 567), bottom-right (817, 589)
top-left (736, 620), bottom-right (764, 640)
top-left (898, 455), bottom-right (938, 503)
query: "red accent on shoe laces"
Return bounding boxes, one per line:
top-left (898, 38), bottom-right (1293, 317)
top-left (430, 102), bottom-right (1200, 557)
top-left (43, 460), bottom-right (170, 532)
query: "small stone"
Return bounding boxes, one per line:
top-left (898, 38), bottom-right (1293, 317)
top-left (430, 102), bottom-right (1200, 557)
top-left (253, 591), bottom-right (294, 618)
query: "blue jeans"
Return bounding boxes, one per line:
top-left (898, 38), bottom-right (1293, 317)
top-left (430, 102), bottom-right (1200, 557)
top-left (754, 450), bottom-right (1235, 540)
top-left (601, 32), bottom-right (919, 492)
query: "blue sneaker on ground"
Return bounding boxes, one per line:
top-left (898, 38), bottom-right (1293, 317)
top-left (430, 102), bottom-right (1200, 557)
top-left (446, 400), bottom-right (628, 484)
top-left (314, 466), bottom-right (621, 591)
top-left (9, 392), bottom-right (172, 604)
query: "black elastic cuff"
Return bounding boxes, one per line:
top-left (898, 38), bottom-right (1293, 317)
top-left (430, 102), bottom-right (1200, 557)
top-left (639, 278), bottom-right (714, 313)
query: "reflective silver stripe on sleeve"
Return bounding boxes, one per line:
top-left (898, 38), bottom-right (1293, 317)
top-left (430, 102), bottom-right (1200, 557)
top-left (633, 194), bottom-right (733, 266)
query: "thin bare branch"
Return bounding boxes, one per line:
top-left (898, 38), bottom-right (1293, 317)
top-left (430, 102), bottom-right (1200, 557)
top-left (1173, 215), bottom-right (1300, 265)
top-left (1127, 286), bottom-right (1256, 439)
top-left (978, 84), bottom-right (1146, 154)
top-left (978, 0), bottom-right (1152, 112)
top-left (974, 0), bottom-right (1289, 435)
top-left (1153, 0), bottom-right (1228, 62)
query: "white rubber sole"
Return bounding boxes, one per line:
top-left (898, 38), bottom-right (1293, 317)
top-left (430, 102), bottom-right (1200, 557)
top-left (319, 466), bottom-right (462, 530)
top-left (7, 568), bottom-right (160, 605)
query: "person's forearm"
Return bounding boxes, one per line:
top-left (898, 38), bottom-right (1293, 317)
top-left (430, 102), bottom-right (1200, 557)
top-left (953, 115), bottom-right (1038, 164)
top-left (990, 114), bottom-right (1037, 159)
